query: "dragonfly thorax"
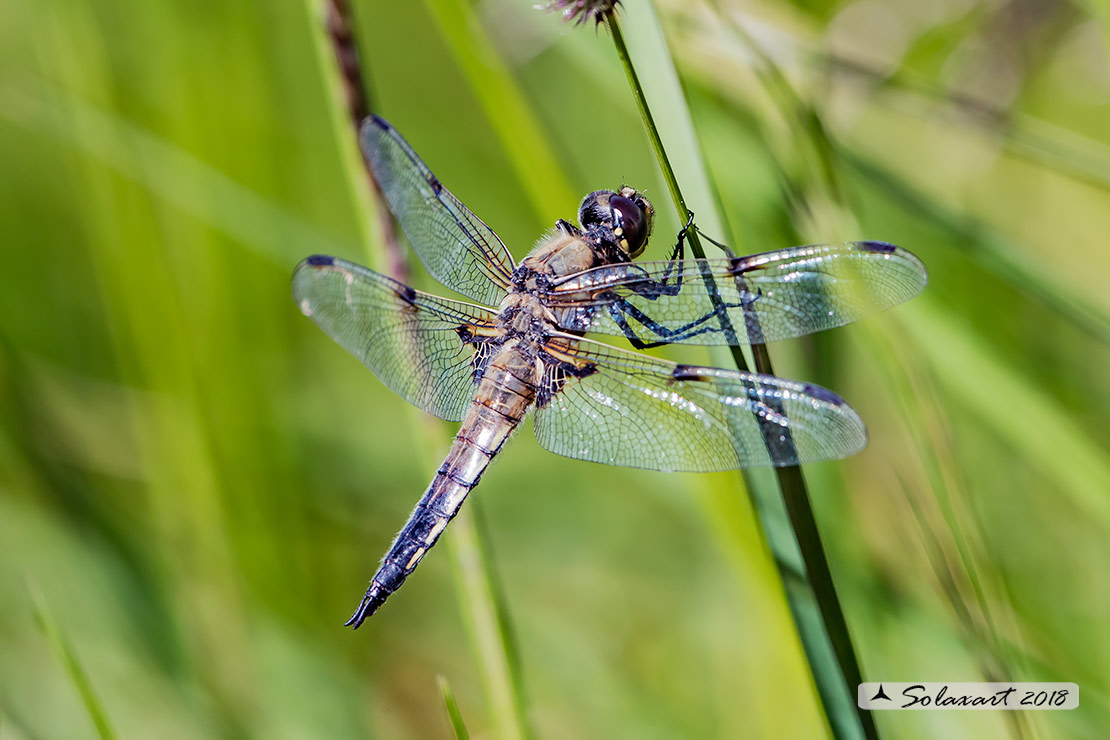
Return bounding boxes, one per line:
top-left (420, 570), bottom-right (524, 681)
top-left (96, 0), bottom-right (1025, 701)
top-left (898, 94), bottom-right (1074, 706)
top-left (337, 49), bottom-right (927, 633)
top-left (497, 292), bottom-right (558, 337)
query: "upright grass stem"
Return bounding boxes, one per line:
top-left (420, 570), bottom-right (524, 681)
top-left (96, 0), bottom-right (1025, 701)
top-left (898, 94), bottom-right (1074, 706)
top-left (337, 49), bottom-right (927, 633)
top-left (437, 674), bottom-right (472, 740)
top-left (316, 3), bottom-right (532, 738)
top-left (29, 580), bottom-right (120, 740)
top-left (609, 14), bottom-right (877, 740)
top-left (609, 20), bottom-right (750, 375)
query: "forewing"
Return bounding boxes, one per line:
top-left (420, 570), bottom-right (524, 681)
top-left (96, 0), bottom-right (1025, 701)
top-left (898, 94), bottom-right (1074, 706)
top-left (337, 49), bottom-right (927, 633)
top-left (293, 255), bottom-right (498, 422)
top-left (361, 116), bottom-right (515, 306)
top-left (547, 242), bottom-right (927, 344)
top-left (533, 335), bottom-right (866, 471)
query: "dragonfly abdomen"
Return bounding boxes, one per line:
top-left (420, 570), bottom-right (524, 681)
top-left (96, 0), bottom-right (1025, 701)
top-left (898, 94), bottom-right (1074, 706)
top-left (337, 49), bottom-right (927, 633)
top-left (345, 347), bottom-right (537, 627)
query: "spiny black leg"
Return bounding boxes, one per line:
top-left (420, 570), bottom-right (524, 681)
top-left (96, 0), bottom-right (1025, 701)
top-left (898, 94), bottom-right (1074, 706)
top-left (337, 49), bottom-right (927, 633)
top-left (668, 210), bottom-right (695, 262)
top-left (608, 297), bottom-right (731, 349)
top-left (625, 211), bottom-right (696, 301)
top-left (622, 300), bottom-right (728, 344)
top-left (607, 302), bottom-right (654, 349)
top-left (694, 224), bottom-right (736, 258)
top-left (609, 212), bottom-right (762, 347)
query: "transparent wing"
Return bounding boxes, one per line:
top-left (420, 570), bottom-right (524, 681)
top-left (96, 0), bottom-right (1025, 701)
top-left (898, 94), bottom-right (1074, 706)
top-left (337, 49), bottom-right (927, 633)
top-left (293, 255), bottom-right (499, 422)
top-left (361, 116), bottom-right (515, 306)
top-left (546, 242), bottom-right (927, 345)
top-left (533, 334), bottom-right (866, 471)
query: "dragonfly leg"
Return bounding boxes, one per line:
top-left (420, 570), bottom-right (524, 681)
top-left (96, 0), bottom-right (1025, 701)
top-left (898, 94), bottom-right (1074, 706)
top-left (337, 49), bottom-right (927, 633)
top-left (693, 224), bottom-right (737, 258)
top-left (666, 210), bottom-right (695, 262)
top-left (611, 211), bottom-right (698, 311)
top-left (605, 297), bottom-right (742, 349)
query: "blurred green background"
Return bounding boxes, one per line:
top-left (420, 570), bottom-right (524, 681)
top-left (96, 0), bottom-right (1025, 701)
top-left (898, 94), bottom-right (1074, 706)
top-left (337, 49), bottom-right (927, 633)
top-left (1, 0), bottom-right (1107, 738)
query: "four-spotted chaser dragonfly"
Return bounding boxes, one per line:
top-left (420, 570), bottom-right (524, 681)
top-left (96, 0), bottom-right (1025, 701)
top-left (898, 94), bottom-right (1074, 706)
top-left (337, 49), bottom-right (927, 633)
top-left (293, 115), bottom-right (927, 627)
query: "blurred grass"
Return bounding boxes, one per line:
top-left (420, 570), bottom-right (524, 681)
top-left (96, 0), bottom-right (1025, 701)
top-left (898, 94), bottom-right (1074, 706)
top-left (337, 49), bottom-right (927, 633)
top-left (437, 674), bottom-right (471, 740)
top-left (29, 580), bottom-right (121, 740)
top-left (1, 0), bottom-right (1108, 738)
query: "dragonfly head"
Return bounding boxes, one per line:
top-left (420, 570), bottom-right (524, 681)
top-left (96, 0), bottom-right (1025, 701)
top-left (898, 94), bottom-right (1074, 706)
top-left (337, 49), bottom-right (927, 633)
top-left (578, 187), bottom-right (654, 260)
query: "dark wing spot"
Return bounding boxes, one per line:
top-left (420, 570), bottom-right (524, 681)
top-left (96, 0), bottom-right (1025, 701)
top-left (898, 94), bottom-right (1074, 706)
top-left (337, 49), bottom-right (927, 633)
top-left (803, 383), bottom-right (844, 406)
top-left (370, 114), bottom-right (391, 131)
top-left (671, 364), bottom-right (707, 382)
top-left (535, 354), bottom-right (597, 409)
top-left (472, 342), bottom-right (496, 383)
top-left (727, 256), bottom-right (753, 275)
top-left (306, 254), bottom-right (334, 267)
top-left (427, 174), bottom-right (443, 194)
top-left (572, 363), bottom-right (598, 380)
top-left (857, 240), bottom-right (896, 254)
top-left (449, 327), bottom-right (497, 386)
top-left (534, 381), bottom-right (557, 409)
top-left (393, 284), bottom-right (418, 306)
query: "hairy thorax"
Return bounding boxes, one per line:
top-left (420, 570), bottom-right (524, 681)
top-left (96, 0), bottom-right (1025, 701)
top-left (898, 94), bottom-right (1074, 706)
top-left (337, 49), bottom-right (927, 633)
top-left (520, 229), bottom-right (597, 279)
top-left (498, 229), bottom-right (598, 341)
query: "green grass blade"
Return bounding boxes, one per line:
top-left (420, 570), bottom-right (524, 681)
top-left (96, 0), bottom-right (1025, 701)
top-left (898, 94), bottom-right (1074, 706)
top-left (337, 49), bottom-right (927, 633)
top-left (437, 674), bottom-right (472, 740)
top-left (0, 81), bottom-right (345, 268)
top-left (299, 0), bottom-right (382, 264)
top-left (609, 17), bottom-right (751, 379)
top-left (900, 296), bottom-right (1110, 523)
top-left (865, 329), bottom-right (1038, 739)
top-left (422, 0), bottom-right (578, 216)
top-left (812, 51), bottom-right (1110, 196)
top-left (447, 503), bottom-right (532, 740)
top-left (28, 580), bottom-right (121, 740)
top-left (845, 152), bottom-right (1109, 343)
top-left (610, 4), bottom-right (875, 738)
top-left (706, 13), bottom-right (882, 738)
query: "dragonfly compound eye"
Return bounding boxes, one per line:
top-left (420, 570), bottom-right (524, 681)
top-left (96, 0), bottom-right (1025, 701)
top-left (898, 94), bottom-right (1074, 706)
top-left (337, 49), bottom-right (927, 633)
top-left (610, 195), bottom-right (650, 258)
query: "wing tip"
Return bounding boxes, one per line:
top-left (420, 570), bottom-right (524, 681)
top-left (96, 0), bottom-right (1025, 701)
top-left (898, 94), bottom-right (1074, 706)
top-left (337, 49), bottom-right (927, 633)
top-left (856, 239), bottom-right (897, 254)
top-left (359, 116), bottom-right (392, 158)
top-left (793, 382), bottom-right (870, 464)
top-left (856, 240), bottom-right (929, 279)
top-left (292, 255), bottom-right (332, 297)
top-left (802, 382), bottom-right (846, 407)
top-left (365, 113), bottom-right (390, 131)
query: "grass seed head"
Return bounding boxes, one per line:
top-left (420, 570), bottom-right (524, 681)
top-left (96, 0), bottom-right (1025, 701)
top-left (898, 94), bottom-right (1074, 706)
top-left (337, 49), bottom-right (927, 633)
top-left (541, 0), bottom-right (620, 27)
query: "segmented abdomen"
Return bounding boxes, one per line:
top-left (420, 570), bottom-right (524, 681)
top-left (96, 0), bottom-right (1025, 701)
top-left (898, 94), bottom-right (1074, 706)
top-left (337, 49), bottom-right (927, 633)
top-left (345, 344), bottom-right (537, 627)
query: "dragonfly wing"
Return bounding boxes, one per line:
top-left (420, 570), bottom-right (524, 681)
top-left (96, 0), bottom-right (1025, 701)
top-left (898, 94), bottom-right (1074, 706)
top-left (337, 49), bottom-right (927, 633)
top-left (293, 255), bottom-right (499, 422)
top-left (361, 116), bottom-right (516, 306)
top-left (533, 334), bottom-right (866, 471)
top-left (547, 242), bottom-right (927, 345)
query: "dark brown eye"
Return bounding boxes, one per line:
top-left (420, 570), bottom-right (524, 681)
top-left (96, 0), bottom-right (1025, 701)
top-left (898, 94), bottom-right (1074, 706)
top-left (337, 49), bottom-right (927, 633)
top-left (610, 195), bottom-right (648, 257)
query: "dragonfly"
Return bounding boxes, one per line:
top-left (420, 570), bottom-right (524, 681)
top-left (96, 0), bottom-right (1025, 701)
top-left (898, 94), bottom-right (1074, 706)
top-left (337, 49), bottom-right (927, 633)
top-left (293, 115), bottom-right (928, 627)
